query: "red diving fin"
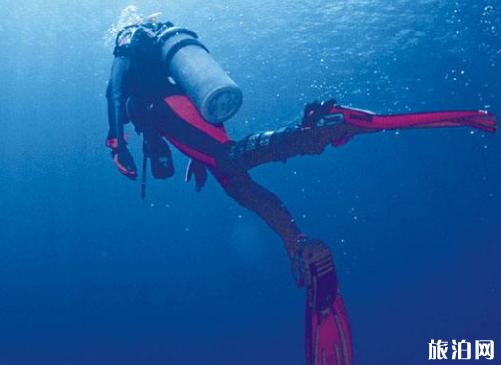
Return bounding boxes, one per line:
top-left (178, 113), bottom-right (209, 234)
top-left (303, 100), bottom-right (498, 148)
top-left (297, 239), bottom-right (353, 365)
top-left (330, 105), bottom-right (498, 134)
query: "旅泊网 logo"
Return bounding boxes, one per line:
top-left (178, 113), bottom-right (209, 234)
top-left (429, 340), bottom-right (494, 360)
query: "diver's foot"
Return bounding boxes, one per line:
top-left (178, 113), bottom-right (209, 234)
top-left (302, 99), bottom-right (338, 128)
top-left (302, 100), bottom-right (374, 148)
top-left (294, 237), bottom-right (353, 365)
top-left (289, 235), bottom-right (336, 289)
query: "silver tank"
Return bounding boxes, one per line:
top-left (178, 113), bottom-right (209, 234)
top-left (159, 27), bottom-right (243, 124)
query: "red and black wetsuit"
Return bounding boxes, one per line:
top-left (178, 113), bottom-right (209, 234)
top-left (106, 22), bottom-right (338, 247)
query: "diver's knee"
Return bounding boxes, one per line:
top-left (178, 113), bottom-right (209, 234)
top-left (222, 173), bottom-right (252, 197)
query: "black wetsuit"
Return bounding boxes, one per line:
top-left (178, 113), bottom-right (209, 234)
top-left (106, 22), bottom-right (339, 247)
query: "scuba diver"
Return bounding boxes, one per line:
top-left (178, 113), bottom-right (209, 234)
top-left (105, 8), bottom-right (497, 365)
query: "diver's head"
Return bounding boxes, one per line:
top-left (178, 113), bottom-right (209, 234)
top-left (105, 5), bottom-right (163, 45)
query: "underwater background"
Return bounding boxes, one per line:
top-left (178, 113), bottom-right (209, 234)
top-left (0, 0), bottom-right (500, 364)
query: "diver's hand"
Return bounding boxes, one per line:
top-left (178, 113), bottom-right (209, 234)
top-left (106, 138), bottom-right (137, 180)
top-left (185, 159), bottom-right (207, 192)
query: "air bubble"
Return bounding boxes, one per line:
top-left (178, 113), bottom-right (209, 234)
top-left (484, 5), bottom-right (494, 15)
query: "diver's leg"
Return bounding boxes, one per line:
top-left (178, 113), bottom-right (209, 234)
top-left (221, 122), bottom-right (369, 172)
top-left (221, 172), bottom-right (302, 256)
top-left (219, 171), bottom-right (354, 365)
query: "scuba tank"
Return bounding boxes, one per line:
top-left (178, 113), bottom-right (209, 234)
top-left (158, 26), bottom-right (243, 124)
top-left (116, 23), bottom-right (243, 124)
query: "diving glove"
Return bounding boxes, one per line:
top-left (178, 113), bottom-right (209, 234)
top-left (106, 137), bottom-right (137, 180)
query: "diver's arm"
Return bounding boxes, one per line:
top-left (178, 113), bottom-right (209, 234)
top-left (105, 55), bottom-right (137, 180)
top-left (106, 55), bottom-right (133, 143)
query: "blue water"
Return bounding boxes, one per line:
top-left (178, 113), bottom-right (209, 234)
top-left (1, 1), bottom-right (500, 364)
